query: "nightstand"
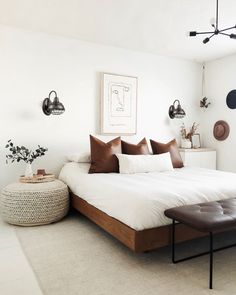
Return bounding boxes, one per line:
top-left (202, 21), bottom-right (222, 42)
top-left (179, 148), bottom-right (216, 170)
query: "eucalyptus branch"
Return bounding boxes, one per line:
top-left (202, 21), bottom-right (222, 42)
top-left (5, 140), bottom-right (48, 164)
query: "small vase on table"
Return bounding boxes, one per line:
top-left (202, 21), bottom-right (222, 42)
top-left (181, 138), bottom-right (192, 149)
top-left (25, 163), bottom-right (33, 178)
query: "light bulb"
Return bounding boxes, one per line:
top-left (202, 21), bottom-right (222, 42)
top-left (189, 31), bottom-right (197, 37)
top-left (203, 37), bottom-right (210, 44)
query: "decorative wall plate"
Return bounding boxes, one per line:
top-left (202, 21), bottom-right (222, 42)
top-left (226, 90), bottom-right (236, 109)
top-left (213, 120), bottom-right (230, 141)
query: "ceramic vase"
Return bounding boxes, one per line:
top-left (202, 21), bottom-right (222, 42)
top-left (25, 163), bottom-right (33, 178)
top-left (181, 139), bottom-right (192, 149)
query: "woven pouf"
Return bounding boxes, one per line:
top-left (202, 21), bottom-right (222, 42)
top-left (0, 180), bottom-right (69, 226)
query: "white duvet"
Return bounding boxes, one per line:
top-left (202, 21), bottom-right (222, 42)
top-left (59, 162), bottom-right (236, 231)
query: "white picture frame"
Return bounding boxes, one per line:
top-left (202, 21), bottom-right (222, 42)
top-left (101, 73), bottom-right (138, 135)
top-left (191, 133), bottom-right (201, 149)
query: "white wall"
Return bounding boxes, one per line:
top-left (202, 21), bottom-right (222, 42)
top-left (202, 54), bottom-right (236, 172)
top-left (0, 25), bottom-right (201, 189)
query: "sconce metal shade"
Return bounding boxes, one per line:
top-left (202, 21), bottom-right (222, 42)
top-left (169, 99), bottom-right (186, 119)
top-left (42, 90), bottom-right (65, 116)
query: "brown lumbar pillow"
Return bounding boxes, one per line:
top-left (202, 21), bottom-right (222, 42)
top-left (121, 138), bottom-right (150, 155)
top-left (89, 135), bottom-right (121, 173)
top-left (150, 138), bottom-right (183, 168)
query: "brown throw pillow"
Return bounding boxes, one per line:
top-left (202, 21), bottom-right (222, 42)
top-left (121, 138), bottom-right (150, 155)
top-left (150, 139), bottom-right (183, 168)
top-left (89, 135), bottom-right (121, 173)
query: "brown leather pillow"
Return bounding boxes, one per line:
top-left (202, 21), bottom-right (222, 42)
top-left (121, 138), bottom-right (150, 155)
top-left (150, 139), bottom-right (183, 168)
top-left (89, 135), bottom-right (121, 173)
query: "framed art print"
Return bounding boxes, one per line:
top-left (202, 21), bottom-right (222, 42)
top-left (191, 133), bottom-right (201, 149)
top-left (101, 73), bottom-right (138, 135)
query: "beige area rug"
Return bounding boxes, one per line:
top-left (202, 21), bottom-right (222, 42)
top-left (15, 211), bottom-right (236, 295)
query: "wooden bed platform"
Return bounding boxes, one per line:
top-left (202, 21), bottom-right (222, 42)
top-left (71, 194), bottom-right (208, 252)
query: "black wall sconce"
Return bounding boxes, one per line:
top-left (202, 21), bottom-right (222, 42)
top-left (42, 90), bottom-right (65, 115)
top-left (169, 99), bottom-right (186, 119)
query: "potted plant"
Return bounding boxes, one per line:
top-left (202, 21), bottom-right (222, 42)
top-left (5, 140), bottom-right (48, 178)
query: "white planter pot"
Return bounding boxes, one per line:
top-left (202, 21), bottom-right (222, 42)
top-left (181, 139), bottom-right (192, 149)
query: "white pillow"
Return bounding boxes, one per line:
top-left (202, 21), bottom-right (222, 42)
top-left (116, 153), bottom-right (174, 174)
top-left (67, 152), bottom-right (91, 163)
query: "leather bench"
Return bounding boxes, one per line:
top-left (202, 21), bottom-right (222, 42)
top-left (164, 198), bottom-right (236, 289)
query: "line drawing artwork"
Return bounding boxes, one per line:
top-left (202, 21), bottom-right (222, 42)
top-left (109, 82), bottom-right (132, 118)
top-left (101, 73), bottom-right (137, 134)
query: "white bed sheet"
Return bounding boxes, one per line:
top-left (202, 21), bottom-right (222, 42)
top-left (59, 162), bottom-right (236, 231)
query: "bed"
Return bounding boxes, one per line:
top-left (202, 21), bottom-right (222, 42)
top-left (59, 162), bottom-right (236, 252)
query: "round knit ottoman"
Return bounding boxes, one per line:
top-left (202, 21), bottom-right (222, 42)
top-left (0, 180), bottom-right (69, 226)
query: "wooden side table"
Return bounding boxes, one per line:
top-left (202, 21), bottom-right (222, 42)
top-left (0, 180), bottom-right (69, 226)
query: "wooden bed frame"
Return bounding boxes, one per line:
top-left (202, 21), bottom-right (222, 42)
top-left (71, 194), bottom-right (208, 252)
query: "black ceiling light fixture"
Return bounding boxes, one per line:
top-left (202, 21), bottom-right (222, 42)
top-left (189, 0), bottom-right (236, 44)
top-left (169, 100), bottom-right (186, 119)
top-left (42, 90), bottom-right (65, 116)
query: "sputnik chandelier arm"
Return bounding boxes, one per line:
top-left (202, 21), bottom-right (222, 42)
top-left (189, 0), bottom-right (236, 43)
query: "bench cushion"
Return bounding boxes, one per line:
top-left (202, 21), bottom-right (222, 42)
top-left (164, 198), bottom-right (236, 232)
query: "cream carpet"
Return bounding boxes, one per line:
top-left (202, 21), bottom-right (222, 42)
top-left (15, 212), bottom-right (236, 295)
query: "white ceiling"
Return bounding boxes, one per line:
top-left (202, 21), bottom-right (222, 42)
top-left (0, 0), bottom-right (236, 62)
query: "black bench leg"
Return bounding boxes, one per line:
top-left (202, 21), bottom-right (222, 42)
top-left (172, 219), bottom-right (176, 263)
top-left (171, 219), bottom-right (214, 289)
top-left (209, 232), bottom-right (213, 289)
